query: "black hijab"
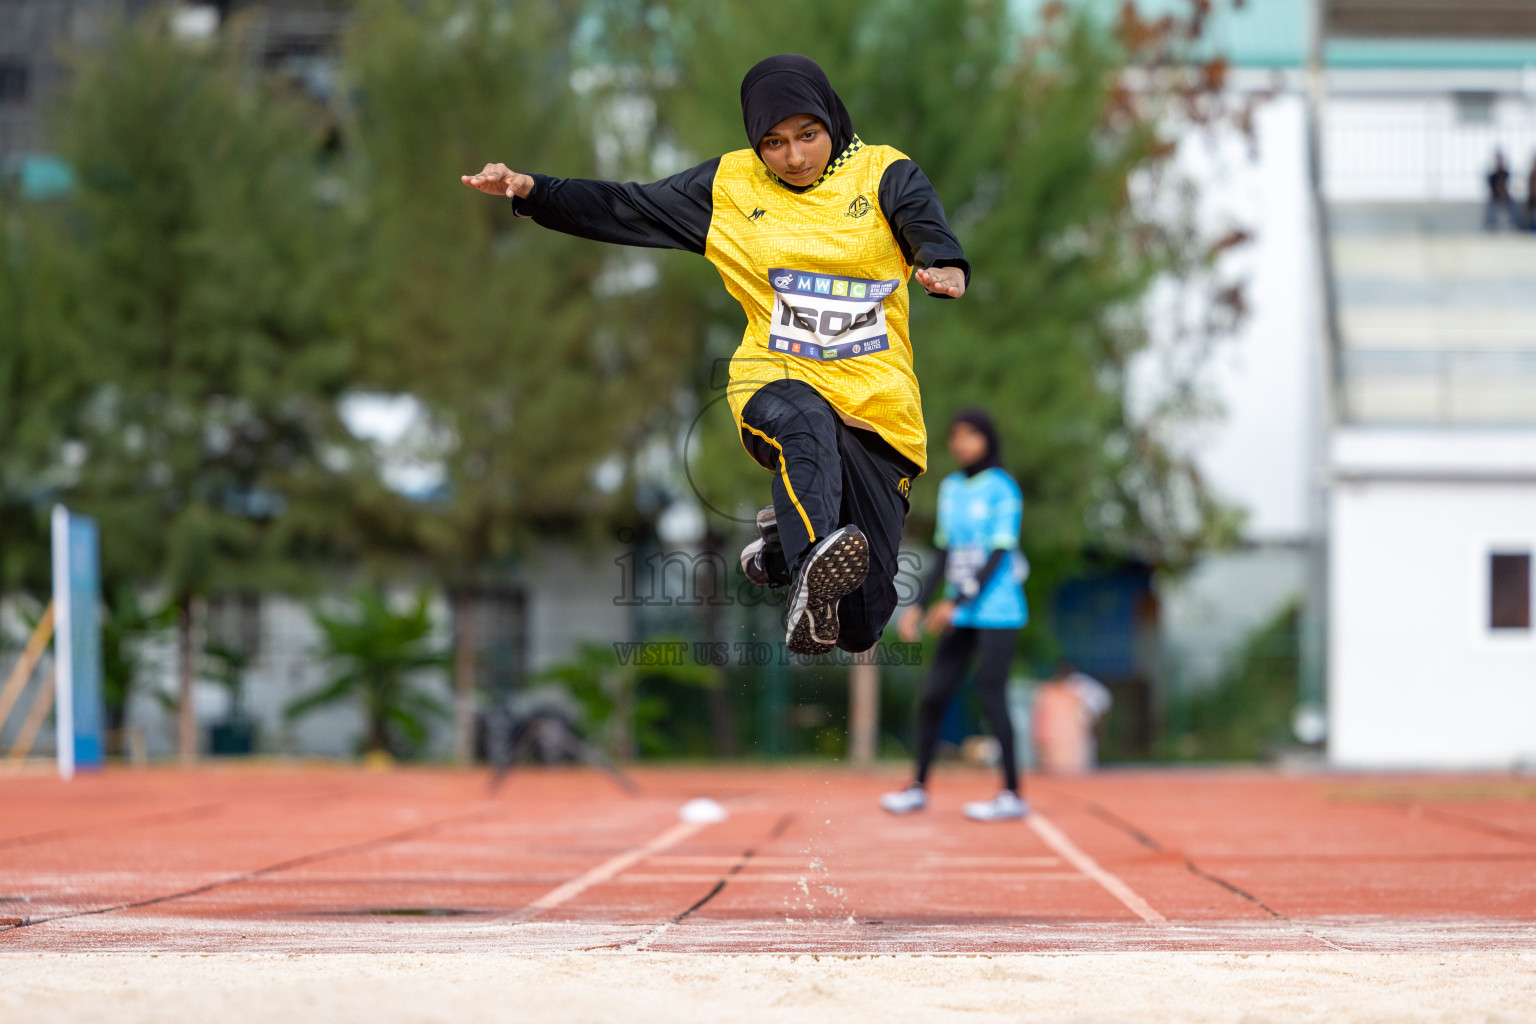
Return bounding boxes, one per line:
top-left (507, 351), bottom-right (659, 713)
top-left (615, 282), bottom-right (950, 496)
top-left (740, 54), bottom-right (855, 185)
top-left (950, 408), bottom-right (1001, 477)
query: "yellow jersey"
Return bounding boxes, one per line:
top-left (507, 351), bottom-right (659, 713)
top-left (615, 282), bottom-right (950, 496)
top-left (707, 142), bottom-right (927, 472)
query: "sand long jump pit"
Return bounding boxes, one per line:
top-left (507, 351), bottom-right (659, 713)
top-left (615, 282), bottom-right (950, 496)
top-left (3, 765), bottom-right (1535, 1021)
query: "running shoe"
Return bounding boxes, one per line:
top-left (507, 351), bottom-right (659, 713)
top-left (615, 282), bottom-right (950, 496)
top-left (784, 524), bottom-right (869, 655)
top-left (963, 791), bottom-right (1030, 822)
top-left (879, 785), bottom-right (928, 815)
top-left (740, 505), bottom-right (788, 588)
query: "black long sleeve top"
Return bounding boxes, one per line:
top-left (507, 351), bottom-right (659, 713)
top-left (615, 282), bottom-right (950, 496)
top-left (512, 156), bottom-right (970, 287)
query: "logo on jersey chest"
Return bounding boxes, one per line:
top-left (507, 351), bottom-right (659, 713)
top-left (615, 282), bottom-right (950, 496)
top-left (747, 207), bottom-right (767, 221)
top-left (845, 195), bottom-right (871, 219)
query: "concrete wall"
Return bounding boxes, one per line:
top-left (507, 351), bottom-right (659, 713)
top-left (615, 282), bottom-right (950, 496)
top-left (1136, 92), bottom-right (1325, 706)
top-left (114, 540), bottom-right (637, 760)
top-left (1329, 429), bottom-right (1536, 767)
top-left (1139, 92), bottom-right (1325, 544)
top-left (523, 541), bottom-right (636, 673)
top-left (1159, 544), bottom-right (1309, 691)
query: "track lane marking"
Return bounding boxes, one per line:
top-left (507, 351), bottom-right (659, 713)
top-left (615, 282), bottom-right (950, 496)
top-left (509, 820), bottom-right (707, 924)
top-left (614, 811), bottom-right (795, 952)
top-left (1028, 812), bottom-right (1166, 923)
top-left (1066, 795), bottom-right (1350, 951)
top-left (614, 871), bottom-right (1086, 883)
top-left (643, 855), bottom-right (1064, 868)
top-left (0, 806), bottom-right (506, 934)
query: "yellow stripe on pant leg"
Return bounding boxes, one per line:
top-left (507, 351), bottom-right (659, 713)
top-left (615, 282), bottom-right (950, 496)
top-left (740, 423), bottom-right (817, 543)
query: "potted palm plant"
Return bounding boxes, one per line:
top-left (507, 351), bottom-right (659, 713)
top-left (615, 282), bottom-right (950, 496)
top-left (285, 591), bottom-right (450, 760)
top-left (205, 642), bottom-right (257, 755)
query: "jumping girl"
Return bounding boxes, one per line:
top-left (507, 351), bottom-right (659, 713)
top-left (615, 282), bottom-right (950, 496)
top-left (462, 54), bottom-right (969, 655)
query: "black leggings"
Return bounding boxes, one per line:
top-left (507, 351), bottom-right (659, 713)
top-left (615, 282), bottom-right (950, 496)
top-left (913, 626), bottom-right (1020, 793)
top-left (739, 380), bottom-right (916, 652)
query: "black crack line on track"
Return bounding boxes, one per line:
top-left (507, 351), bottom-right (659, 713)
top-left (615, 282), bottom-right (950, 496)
top-left (0, 805), bottom-right (507, 936)
top-left (1406, 804), bottom-right (1536, 848)
top-left (670, 810), bottom-right (797, 924)
top-left (1067, 796), bottom-right (1351, 952)
top-left (0, 802), bottom-right (225, 851)
top-left (594, 812), bottom-right (797, 953)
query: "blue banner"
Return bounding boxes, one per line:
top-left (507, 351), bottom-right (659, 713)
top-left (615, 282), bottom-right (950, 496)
top-left (52, 506), bottom-right (105, 777)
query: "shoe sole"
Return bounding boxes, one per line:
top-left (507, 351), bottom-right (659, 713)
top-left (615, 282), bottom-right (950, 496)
top-left (786, 526), bottom-right (869, 655)
top-left (880, 801), bottom-right (928, 815)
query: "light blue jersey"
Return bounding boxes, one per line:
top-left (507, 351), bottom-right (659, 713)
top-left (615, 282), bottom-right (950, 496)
top-left (934, 467), bottom-right (1028, 629)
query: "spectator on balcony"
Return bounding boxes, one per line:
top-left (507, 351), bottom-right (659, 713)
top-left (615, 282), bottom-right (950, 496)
top-left (1484, 150), bottom-right (1519, 231)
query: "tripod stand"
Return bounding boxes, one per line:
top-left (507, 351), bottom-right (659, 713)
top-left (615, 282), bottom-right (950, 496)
top-left (483, 687), bottom-right (637, 795)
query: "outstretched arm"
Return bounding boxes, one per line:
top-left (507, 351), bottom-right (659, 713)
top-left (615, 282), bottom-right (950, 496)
top-left (460, 159), bottom-right (719, 255)
top-left (878, 160), bottom-right (970, 299)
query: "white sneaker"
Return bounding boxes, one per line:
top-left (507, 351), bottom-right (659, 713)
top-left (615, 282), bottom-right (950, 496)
top-left (879, 785), bottom-right (928, 815)
top-left (963, 791), bottom-right (1030, 822)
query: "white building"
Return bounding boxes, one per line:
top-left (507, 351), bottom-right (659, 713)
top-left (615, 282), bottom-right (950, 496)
top-left (1330, 432), bottom-right (1536, 766)
top-left (1318, 4), bottom-right (1536, 766)
top-left (1138, 0), bottom-right (1536, 766)
top-left (1324, 91), bottom-right (1536, 764)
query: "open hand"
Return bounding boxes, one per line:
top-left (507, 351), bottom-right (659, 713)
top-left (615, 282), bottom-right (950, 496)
top-left (914, 266), bottom-right (965, 298)
top-left (461, 162), bottom-right (534, 199)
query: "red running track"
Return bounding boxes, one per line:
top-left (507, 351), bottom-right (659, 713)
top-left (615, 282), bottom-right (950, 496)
top-left (1, 764), bottom-right (1534, 954)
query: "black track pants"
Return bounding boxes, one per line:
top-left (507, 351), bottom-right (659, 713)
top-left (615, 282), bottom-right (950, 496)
top-left (739, 380), bottom-right (917, 652)
top-left (913, 626), bottom-right (1020, 793)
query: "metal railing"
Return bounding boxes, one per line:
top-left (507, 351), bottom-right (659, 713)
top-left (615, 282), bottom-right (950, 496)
top-left (1341, 347), bottom-right (1536, 424)
top-left (1325, 112), bottom-right (1536, 203)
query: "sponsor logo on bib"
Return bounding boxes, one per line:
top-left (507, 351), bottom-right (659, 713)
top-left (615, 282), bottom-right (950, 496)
top-left (766, 268), bottom-right (899, 363)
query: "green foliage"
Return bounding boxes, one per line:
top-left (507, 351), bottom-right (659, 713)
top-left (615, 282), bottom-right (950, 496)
top-left (9, 17), bottom-right (370, 604)
top-left (100, 585), bottom-right (165, 733)
top-left (286, 590), bottom-right (450, 756)
top-left (340, 0), bottom-right (708, 571)
top-left (534, 639), bottom-right (719, 758)
top-left (202, 642), bottom-right (252, 717)
top-left (1164, 601), bottom-right (1301, 761)
top-left (0, 196), bottom-right (66, 594)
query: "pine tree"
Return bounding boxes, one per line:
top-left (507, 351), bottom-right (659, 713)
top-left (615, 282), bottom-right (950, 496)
top-left (340, 0), bottom-right (713, 756)
top-left (25, 18), bottom-right (367, 760)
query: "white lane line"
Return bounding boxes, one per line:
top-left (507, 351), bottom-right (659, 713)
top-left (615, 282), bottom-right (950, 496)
top-left (1029, 811), bottom-right (1166, 923)
top-left (509, 819), bottom-right (706, 924)
top-left (614, 871), bottom-right (1086, 883)
top-left (646, 855), bottom-right (1063, 869)
top-left (620, 920), bottom-right (673, 952)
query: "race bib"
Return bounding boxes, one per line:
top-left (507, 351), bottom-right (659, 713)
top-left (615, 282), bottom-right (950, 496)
top-left (946, 545), bottom-right (986, 585)
top-left (766, 268), bottom-right (899, 362)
